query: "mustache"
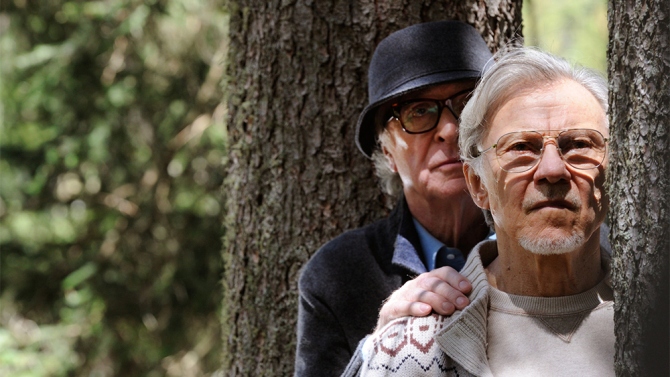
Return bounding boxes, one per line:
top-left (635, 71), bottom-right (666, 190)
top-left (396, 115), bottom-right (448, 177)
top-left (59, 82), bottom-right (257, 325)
top-left (522, 185), bottom-right (581, 211)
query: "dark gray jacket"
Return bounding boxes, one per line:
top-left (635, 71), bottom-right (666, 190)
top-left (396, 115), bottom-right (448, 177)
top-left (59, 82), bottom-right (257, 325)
top-left (294, 197), bottom-right (428, 377)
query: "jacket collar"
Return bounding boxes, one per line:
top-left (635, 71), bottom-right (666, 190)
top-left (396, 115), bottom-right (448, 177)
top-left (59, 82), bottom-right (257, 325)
top-left (390, 195), bottom-right (427, 275)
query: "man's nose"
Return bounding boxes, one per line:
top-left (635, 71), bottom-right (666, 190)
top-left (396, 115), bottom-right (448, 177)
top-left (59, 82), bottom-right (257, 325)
top-left (434, 108), bottom-right (459, 144)
top-left (533, 143), bottom-right (571, 184)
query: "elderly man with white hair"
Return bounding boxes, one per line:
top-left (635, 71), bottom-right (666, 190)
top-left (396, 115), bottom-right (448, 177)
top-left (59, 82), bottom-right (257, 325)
top-left (357, 47), bottom-right (614, 377)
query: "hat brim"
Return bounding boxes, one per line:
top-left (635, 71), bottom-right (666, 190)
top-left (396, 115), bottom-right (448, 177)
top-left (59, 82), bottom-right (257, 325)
top-left (356, 70), bottom-right (482, 158)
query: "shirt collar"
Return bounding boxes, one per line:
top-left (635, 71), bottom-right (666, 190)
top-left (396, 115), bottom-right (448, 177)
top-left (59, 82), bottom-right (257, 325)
top-left (412, 218), bottom-right (445, 271)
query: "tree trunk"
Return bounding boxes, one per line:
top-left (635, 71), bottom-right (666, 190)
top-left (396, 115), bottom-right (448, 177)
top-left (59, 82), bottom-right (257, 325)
top-left (221, 1), bottom-right (522, 375)
top-left (608, 0), bottom-right (670, 376)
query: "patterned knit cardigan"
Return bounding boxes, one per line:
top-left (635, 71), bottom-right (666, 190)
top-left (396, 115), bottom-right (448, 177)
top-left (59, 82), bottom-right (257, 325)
top-left (359, 241), bottom-right (497, 377)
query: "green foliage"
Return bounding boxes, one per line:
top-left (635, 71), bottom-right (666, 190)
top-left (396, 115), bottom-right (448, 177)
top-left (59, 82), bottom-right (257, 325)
top-left (523, 0), bottom-right (608, 74)
top-left (0, 0), bottom-right (227, 375)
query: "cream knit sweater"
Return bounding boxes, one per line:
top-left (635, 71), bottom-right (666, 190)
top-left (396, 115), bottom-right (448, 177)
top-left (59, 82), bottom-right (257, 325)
top-left (360, 240), bottom-right (614, 377)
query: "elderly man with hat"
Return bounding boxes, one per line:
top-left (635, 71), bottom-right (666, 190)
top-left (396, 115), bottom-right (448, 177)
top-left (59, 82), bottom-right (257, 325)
top-left (294, 21), bottom-right (494, 377)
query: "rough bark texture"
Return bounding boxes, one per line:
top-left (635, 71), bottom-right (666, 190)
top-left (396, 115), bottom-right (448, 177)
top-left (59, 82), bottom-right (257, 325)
top-left (221, 1), bottom-right (522, 375)
top-left (608, 0), bottom-right (670, 376)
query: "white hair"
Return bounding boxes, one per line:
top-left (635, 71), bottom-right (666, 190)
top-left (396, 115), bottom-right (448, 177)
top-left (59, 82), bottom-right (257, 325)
top-left (371, 132), bottom-right (403, 197)
top-left (458, 47), bottom-right (608, 226)
top-left (459, 47), bottom-right (608, 173)
top-left (371, 107), bottom-right (403, 197)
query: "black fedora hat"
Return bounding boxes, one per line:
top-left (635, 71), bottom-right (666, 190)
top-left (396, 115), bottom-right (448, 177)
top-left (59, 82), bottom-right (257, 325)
top-left (356, 21), bottom-right (493, 158)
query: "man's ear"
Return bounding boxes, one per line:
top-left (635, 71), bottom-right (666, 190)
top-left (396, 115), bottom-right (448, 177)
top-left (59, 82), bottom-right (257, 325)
top-left (382, 146), bottom-right (397, 172)
top-left (464, 163), bottom-right (490, 210)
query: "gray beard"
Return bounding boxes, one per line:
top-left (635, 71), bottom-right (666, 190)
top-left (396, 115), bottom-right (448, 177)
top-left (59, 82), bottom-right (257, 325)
top-left (518, 230), bottom-right (586, 255)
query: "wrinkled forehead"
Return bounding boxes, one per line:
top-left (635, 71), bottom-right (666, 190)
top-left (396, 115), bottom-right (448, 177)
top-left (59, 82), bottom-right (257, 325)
top-left (480, 79), bottom-right (607, 144)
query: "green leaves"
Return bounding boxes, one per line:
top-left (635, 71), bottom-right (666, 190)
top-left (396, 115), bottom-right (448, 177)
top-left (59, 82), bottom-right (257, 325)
top-left (62, 262), bottom-right (97, 291)
top-left (1, 0), bottom-right (228, 375)
top-left (523, 0), bottom-right (608, 73)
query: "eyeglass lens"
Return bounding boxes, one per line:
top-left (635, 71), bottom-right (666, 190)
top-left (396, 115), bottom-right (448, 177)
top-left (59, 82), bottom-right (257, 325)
top-left (495, 129), bottom-right (607, 173)
top-left (396, 90), bottom-right (470, 133)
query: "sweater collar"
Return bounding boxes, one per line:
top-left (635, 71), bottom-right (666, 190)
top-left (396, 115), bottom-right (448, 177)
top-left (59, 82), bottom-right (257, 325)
top-left (434, 240), bottom-right (612, 377)
top-left (435, 240), bottom-right (497, 377)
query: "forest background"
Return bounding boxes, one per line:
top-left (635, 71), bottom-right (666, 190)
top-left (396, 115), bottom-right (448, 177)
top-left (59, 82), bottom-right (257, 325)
top-left (0, 0), bottom-right (607, 376)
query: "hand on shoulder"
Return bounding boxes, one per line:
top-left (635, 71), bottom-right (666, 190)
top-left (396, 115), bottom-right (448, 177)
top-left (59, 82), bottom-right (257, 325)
top-left (375, 266), bottom-right (472, 332)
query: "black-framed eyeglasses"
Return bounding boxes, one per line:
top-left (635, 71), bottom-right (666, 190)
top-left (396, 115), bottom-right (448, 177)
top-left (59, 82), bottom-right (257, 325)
top-left (389, 88), bottom-right (472, 134)
top-left (478, 128), bottom-right (609, 173)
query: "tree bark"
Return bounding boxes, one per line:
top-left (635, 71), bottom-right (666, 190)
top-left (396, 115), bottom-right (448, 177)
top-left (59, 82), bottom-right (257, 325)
top-left (608, 0), bottom-right (670, 376)
top-left (221, 1), bottom-right (522, 375)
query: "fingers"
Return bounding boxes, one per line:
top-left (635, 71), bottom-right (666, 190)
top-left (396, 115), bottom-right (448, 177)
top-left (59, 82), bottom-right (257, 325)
top-left (415, 274), bottom-right (468, 313)
top-left (376, 299), bottom-right (432, 332)
top-left (375, 268), bottom-right (474, 331)
top-left (423, 267), bottom-right (472, 311)
top-left (434, 266), bottom-right (472, 294)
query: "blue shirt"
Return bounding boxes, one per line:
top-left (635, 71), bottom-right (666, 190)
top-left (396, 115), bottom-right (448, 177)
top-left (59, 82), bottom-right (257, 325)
top-left (412, 218), bottom-right (467, 271)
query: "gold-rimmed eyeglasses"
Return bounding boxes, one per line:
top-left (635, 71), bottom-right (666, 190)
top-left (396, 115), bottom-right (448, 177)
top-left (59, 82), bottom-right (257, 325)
top-left (478, 128), bottom-right (609, 173)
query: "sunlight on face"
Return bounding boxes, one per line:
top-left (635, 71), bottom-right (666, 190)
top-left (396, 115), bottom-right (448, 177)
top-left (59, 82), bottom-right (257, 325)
top-left (480, 79), bottom-right (609, 254)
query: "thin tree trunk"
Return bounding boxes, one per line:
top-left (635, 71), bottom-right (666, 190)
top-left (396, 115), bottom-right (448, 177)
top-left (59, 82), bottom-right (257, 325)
top-left (608, 0), bottom-right (670, 375)
top-left (221, 1), bottom-right (522, 375)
